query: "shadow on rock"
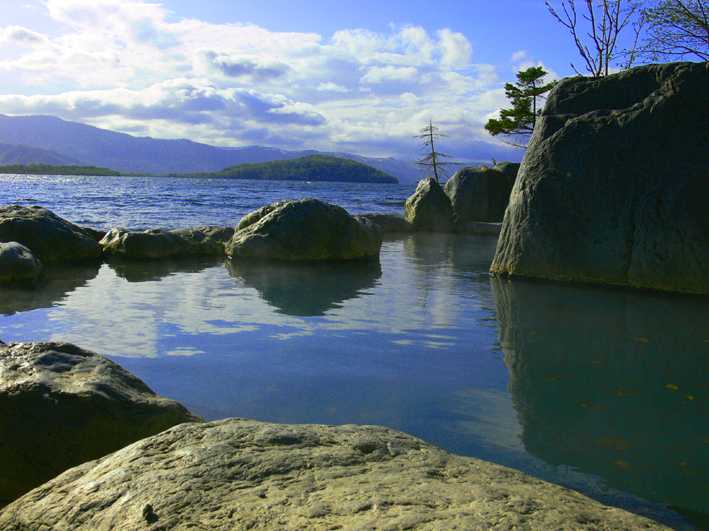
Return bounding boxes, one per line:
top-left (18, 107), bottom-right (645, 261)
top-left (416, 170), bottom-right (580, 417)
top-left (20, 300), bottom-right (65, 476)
top-left (491, 277), bottom-right (709, 525)
top-left (226, 260), bottom-right (381, 317)
top-left (0, 263), bottom-right (100, 316)
top-left (106, 256), bottom-right (224, 283)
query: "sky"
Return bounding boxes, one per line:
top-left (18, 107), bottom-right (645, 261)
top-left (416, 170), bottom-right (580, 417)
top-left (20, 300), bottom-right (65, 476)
top-left (0, 0), bottom-right (586, 159)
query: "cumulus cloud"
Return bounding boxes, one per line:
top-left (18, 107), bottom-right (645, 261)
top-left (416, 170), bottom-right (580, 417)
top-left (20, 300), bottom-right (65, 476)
top-left (0, 1), bottom-right (510, 158)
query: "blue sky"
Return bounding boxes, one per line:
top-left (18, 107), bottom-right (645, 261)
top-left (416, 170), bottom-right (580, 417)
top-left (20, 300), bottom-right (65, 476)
top-left (0, 1), bottom-right (590, 159)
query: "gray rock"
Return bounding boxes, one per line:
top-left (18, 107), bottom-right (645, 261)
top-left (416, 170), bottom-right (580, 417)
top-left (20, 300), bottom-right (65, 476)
top-left (491, 62), bottom-right (709, 294)
top-left (0, 205), bottom-right (101, 263)
top-left (445, 165), bottom-right (517, 224)
top-left (404, 177), bottom-right (454, 232)
top-left (227, 199), bottom-right (381, 261)
top-left (100, 226), bottom-right (233, 259)
top-left (357, 213), bottom-right (413, 234)
top-left (0, 242), bottom-right (42, 284)
top-left (0, 418), bottom-right (667, 529)
top-left (0, 342), bottom-right (199, 505)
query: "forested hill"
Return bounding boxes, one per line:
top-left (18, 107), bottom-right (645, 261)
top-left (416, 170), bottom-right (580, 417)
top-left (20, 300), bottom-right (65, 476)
top-left (0, 164), bottom-right (121, 176)
top-left (201, 155), bottom-right (399, 183)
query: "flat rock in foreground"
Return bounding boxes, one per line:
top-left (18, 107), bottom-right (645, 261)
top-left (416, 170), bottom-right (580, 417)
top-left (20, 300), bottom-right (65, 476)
top-left (100, 226), bottom-right (234, 259)
top-left (491, 62), bottom-right (709, 294)
top-left (0, 342), bottom-right (198, 505)
top-left (0, 205), bottom-right (101, 263)
top-left (0, 418), bottom-right (666, 530)
top-left (227, 199), bottom-right (381, 261)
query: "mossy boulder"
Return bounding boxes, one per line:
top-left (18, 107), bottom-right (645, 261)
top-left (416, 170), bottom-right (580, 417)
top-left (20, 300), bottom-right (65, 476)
top-left (356, 213), bottom-right (413, 234)
top-left (0, 342), bottom-right (199, 505)
top-left (0, 242), bottom-right (42, 284)
top-left (404, 177), bottom-right (454, 232)
top-left (0, 418), bottom-right (668, 529)
top-left (227, 199), bottom-right (381, 261)
top-left (491, 62), bottom-right (709, 294)
top-left (445, 164), bottom-right (518, 224)
top-left (100, 226), bottom-right (233, 259)
top-left (0, 206), bottom-right (101, 263)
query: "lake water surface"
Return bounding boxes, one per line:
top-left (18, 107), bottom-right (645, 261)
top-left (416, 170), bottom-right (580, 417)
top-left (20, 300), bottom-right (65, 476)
top-left (1, 175), bottom-right (707, 528)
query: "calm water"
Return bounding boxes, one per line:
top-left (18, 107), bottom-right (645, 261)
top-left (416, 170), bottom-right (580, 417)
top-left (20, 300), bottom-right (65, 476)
top-left (1, 175), bottom-right (708, 528)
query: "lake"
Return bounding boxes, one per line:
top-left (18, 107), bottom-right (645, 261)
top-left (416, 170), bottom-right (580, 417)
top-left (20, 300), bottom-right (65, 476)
top-left (0, 174), bottom-right (707, 528)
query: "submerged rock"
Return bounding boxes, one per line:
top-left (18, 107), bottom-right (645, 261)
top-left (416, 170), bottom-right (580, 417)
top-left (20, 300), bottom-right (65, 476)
top-left (404, 177), bottom-right (454, 232)
top-left (445, 164), bottom-right (518, 224)
top-left (227, 199), bottom-right (381, 261)
top-left (491, 62), bottom-right (709, 294)
top-left (0, 418), bottom-right (667, 529)
top-left (357, 213), bottom-right (413, 234)
top-left (100, 226), bottom-right (233, 259)
top-left (0, 342), bottom-right (198, 505)
top-left (0, 205), bottom-right (101, 263)
top-left (0, 242), bottom-right (42, 284)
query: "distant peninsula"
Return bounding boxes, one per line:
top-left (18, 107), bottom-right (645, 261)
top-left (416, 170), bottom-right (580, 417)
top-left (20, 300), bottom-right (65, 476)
top-left (0, 164), bottom-right (121, 176)
top-left (185, 155), bottom-right (399, 184)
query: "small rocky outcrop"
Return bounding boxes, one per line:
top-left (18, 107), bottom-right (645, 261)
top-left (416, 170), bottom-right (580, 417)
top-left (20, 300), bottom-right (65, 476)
top-left (445, 164), bottom-right (518, 224)
top-left (100, 226), bottom-right (234, 259)
top-left (491, 62), bottom-right (709, 294)
top-left (0, 342), bottom-right (198, 505)
top-left (404, 177), bottom-right (454, 232)
top-left (357, 213), bottom-right (413, 234)
top-left (0, 205), bottom-right (101, 263)
top-left (227, 199), bottom-right (381, 261)
top-left (0, 242), bottom-right (42, 284)
top-left (0, 418), bottom-right (667, 529)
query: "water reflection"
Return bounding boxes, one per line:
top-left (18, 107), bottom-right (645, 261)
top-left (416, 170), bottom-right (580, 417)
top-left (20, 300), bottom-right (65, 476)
top-left (492, 277), bottom-right (709, 523)
top-left (0, 264), bottom-right (100, 316)
top-left (107, 257), bottom-right (223, 283)
top-left (226, 260), bottom-right (382, 316)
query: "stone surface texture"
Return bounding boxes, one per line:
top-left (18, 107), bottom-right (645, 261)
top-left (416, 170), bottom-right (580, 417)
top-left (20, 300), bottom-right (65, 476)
top-left (404, 177), bottom-right (454, 232)
top-left (100, 226), bottom-right (233, 259)
top-left (444, 164), bottom-right (518, 224)
top-left (0, 242), bottom-right (42, 284)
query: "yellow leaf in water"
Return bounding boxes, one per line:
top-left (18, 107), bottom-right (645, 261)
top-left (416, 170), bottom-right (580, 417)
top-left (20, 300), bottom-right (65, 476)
top-left (665, 384), bottom-right (680, 391)
top-left (632, 337), bottom-right (649, 344)
top-left (685, 395), bottom-right (695, 401)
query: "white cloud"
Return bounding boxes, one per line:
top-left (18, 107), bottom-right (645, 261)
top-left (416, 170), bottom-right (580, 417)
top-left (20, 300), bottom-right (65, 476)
top-left (0, 1), bottom-right (510, 158)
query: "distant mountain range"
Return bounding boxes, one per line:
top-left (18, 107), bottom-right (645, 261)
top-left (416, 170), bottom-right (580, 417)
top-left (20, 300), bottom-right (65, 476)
top-left (0, 114), bottom-right (520, 183)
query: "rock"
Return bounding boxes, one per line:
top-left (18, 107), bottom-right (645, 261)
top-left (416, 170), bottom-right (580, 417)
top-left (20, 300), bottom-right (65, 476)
top-left (404, 177), bottom-right (454, 232)
top-left (79, 226), bottom-right (107, 242)
top-left (445, 165), bottom-right (517, 224)
top-left (493, 161), bottom-right (521, 182)
top-left (0, 418), bottom-right (668, 529)
top-left (0, 342), bottom-right (198, 505)
top-left (0, 205), bottom-right (101, 263)
top-left (227, 199), bottom-right (381, 261)
top-left (0, 242), bottom-right (42, 284)
top-left (356, 213), bottom-right (413, 234)
top-left (491, 62), bottom-right (709, 294)
top-left (100, 226), bottom-right (234, 259)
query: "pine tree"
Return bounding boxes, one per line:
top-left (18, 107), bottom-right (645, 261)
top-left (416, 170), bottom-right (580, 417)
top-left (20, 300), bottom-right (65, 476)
top-left (415, 120), bottom-right (459, 183)
top-left (484, 66), bottom-right (556, 148)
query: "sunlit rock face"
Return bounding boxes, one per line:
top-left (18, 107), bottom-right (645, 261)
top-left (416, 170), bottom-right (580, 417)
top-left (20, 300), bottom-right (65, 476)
top-left (227, 199), bottom-right (381, 262)
top-left (492, 278), bottom-right (709, 521)
top-left (0, 419), bottom-right (667, 530)
top-left (100, 226), bottom-right (233, 259)
top-left (491, 62), bottom-right (709, 294)
top-left (0, 342), bottom-right (199, 506)
top-left (0, 205), bottom-right (101, 264)
top-left (404, 177), bottom-right (455, 232)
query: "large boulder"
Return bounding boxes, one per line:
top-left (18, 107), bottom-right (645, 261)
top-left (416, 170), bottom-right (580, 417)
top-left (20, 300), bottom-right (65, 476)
top-left (491, 62), bottom-right (709, 294)
top-left (404, 177), bottom-right (454, 232)
top-left (0, 242), bottom-right (42, 284)
top-left (0, 206), bottom-right (101, 263)
top-left (227, 199), bottom-right (381, 261)
top-left (444, 164), bottom-right (518, 224)
top-left (0, 342), bottom-right (198, 505)
top-left (100, 226), bottom-right (233, 259)
top-left (0, 418), bottom-right (667, 530)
